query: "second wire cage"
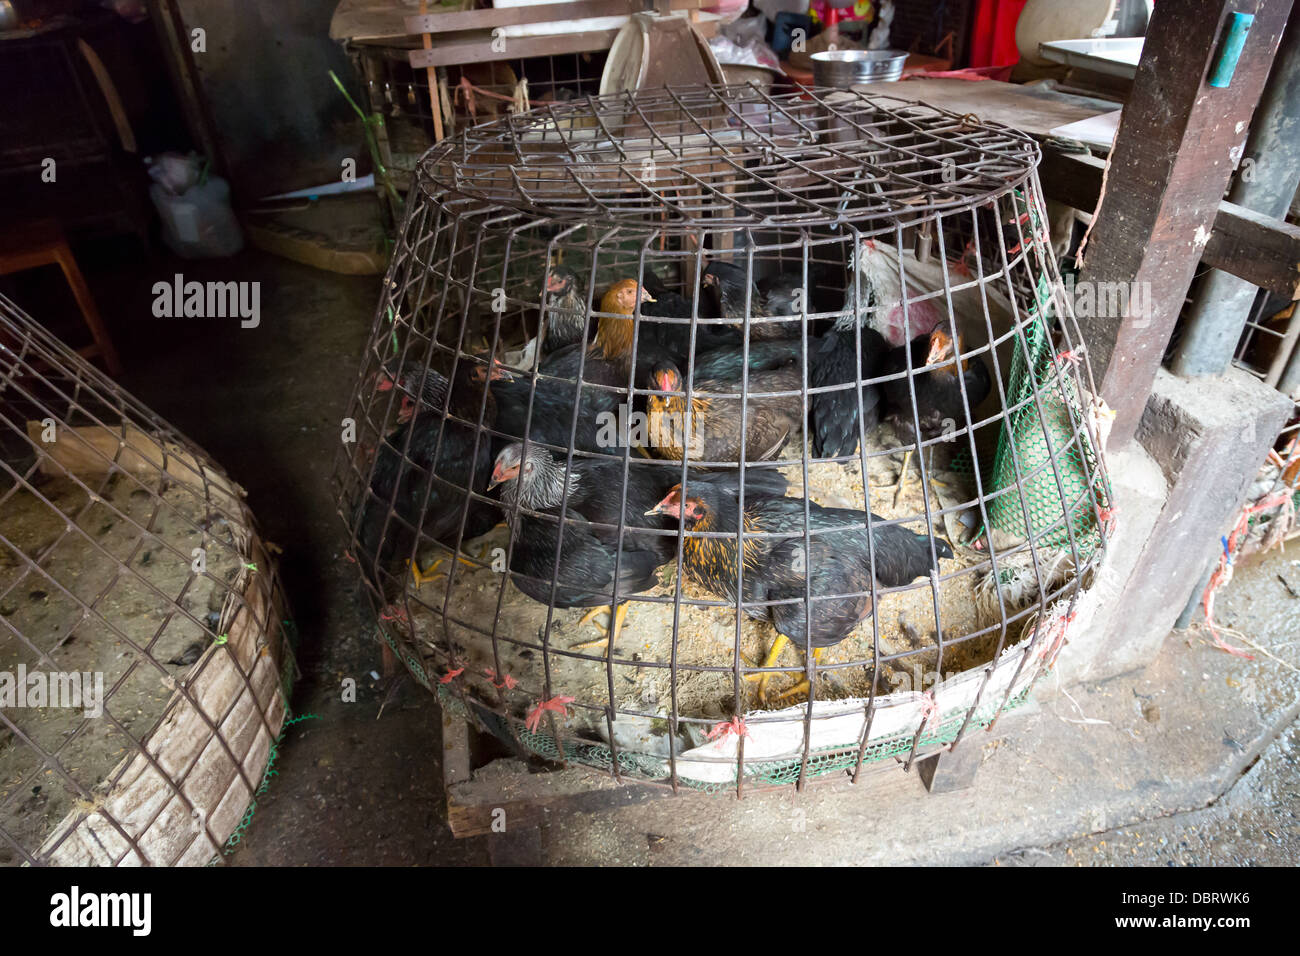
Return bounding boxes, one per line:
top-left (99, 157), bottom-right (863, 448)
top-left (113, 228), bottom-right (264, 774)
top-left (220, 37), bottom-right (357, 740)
top-left (338, 85), bottom-right (1112, 792)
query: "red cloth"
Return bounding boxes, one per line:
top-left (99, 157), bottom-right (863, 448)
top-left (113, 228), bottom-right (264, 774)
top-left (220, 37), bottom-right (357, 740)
top-left (970, 0), bottom-right (1028, 69)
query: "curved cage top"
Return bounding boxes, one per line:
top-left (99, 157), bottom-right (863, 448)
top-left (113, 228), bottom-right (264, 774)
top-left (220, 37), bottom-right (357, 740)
top-left (416, 84), bottom-right (1040, 230)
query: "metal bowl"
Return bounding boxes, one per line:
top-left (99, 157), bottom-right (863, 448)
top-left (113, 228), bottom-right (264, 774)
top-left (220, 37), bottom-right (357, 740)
top-left (811, 49), bottom-right (907, 87)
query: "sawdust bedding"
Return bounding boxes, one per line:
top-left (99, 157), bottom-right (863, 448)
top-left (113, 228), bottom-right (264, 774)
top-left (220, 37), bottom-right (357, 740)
top-left (0, 474), bottom-right (243, 863)
top-left (408, 419), bottom-right (1015, 743)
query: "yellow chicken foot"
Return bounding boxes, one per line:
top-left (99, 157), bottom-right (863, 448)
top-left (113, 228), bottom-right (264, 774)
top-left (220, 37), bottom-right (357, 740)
top-left (571, 602), bottom-right (631, 658)
top-left (744, 634), bottom-right (808, 704)
top-left (410, 544), bottom-right (490, 589)
top-left (773, 647), bottom-right (827, 703)
top-left (923, 448), bottom-right (949, 490)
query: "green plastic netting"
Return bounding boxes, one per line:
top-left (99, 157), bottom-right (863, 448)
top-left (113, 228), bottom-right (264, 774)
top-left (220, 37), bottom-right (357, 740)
top-left (985, 275), bottom-right (1110, 558)
top-left (437, 683), bottom-right (1033, 793)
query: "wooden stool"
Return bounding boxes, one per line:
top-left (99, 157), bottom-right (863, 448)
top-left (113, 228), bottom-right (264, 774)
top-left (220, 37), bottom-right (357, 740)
top-left (0, 220), bottom-right (123, 376)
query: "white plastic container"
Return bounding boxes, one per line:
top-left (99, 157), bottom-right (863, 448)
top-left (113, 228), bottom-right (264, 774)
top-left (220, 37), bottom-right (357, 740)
top-left (149, 175), bottom-right (244, 259)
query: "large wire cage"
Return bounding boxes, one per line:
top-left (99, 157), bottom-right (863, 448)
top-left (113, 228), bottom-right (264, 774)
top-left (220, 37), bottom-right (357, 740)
top-left (0, 295), bottom-right (297, 865)
top-left (337, 85), bottom-right (1113, 793)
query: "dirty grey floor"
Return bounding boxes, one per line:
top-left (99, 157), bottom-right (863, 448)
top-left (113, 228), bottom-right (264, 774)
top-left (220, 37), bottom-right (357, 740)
top-left (32, 226), bottom-right (1300, 867)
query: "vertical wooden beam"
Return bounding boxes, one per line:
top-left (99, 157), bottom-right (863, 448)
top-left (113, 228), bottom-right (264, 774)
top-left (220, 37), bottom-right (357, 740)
top-left (1077, 0), bottom-right (1294, 449)
top-left (150, 0), bottom-right (227, 177)
top-left (419, 0), bottom-right (446, 142)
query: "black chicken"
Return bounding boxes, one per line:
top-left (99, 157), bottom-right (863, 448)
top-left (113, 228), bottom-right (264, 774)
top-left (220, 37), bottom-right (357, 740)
top-left (489, 442), bottom-right (788, 651)
top-left (638, 265), bottom-right (744, 364)
top-left (809, 323), bottom-right (889, 460)
top-left (355, 360), bottom-right (505, 600)
top-left (488, 445), bottom-right (661, 655)
top-left (540, 265), bottom-right (589, 353)
top-left (757, 262), bottom-right (841, 319)
top-left (374, 359), bottom-right (448, 425)
top-left (490, 367), bottom-right (624, 455)
top-left (880, 325), bottom-right (992, 507)
top-left (650, 481), bottom-right (953, 703)
top-left (810, 237), bottom-right (949, 460)
top-left (703, 260), bottom-right (806, 342)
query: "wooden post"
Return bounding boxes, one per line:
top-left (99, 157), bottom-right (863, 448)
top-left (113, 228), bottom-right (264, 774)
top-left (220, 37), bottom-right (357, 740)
top-left (1076, 0), bottom-right (1294, 449)
top-left (917, 741), bottom-right (984, 794)
top-left (420, 0), bottom-right (445, 142)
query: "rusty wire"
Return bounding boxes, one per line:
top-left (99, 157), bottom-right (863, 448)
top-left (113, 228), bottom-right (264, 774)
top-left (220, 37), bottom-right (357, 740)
top-left (336, 84), bottom-right (1111, 796)
top-left (0, 294), bottom-right (297, 865)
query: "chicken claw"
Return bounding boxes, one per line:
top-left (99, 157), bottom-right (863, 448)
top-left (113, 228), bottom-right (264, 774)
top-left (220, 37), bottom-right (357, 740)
top-left (410, 545), bottom-right (489, 589)
top-left (744, 634), bottom-right (807, 704)
top-left (886, 448), bottom-right (946, 511)
top-left (771, 647), bottom-right (829, 703)
top-left (889, 448), bottom-right (915, 510)
top-left (572, 602), bottom-right (631, 658)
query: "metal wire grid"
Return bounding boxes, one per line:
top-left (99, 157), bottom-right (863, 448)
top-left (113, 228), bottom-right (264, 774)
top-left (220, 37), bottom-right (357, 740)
top-left (349, 42), bottom-right (610, 190)
top-left (0, 294), bottom-right (296, 865)
top-left (1232, 287), bottom-right (1300, 391)
top-left (336, 86), bottom-right (1111, 794)
top-left (1227, 281), bottom-right (1299, 515)
top-left (417, 85), bottom-right (1038, 228)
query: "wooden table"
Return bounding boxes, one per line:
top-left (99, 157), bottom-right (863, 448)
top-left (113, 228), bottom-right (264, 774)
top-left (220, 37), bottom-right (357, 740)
top-left (889, 76), bottom-right (1113, 138)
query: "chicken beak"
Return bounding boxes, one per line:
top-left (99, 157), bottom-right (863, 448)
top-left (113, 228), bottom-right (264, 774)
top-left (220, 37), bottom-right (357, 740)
top-left (644, 505), bottom-right (662, 516)
top-left (641, 290), bottom-right (656, 303)
top-left (927, 334), bottom-right (951, 367)
top-left (488, 463), bottom-right (516, 489)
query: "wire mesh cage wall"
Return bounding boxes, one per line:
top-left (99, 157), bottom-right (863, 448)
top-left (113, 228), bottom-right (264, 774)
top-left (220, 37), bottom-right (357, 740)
top-left (348, 42), bottom-right (609, 197)
top-left (337, 85), bottom-right (1114, 793)
top-left (0, 296), bottom-right (297, 865)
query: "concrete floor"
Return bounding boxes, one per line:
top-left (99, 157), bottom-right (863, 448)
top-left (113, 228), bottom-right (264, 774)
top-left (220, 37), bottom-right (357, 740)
top-left (32, 230), bottom-right (1299, 867)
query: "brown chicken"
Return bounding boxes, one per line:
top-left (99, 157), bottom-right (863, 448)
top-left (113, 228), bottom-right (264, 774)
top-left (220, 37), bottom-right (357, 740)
top-left (538, 278), bottom-right (657, 387)
top-left (645, 360), bottom-right (803, 463)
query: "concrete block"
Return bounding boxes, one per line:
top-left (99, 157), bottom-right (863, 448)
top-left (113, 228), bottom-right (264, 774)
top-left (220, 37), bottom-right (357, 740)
top-left (1055, 443), bottom-right (1167, 684)
top-left (1061, 367), bottom-right (1290, 684)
